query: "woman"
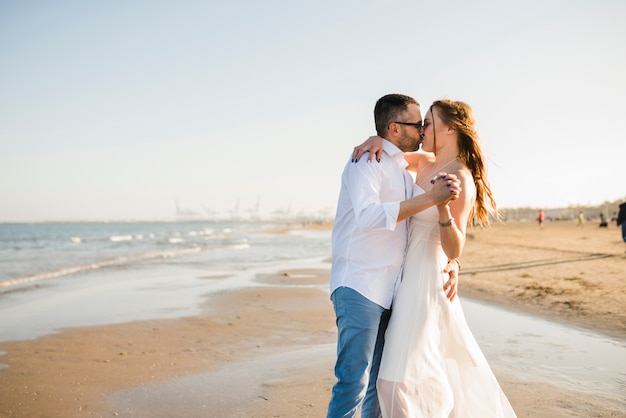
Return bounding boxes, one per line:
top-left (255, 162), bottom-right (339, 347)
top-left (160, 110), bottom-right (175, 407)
top-left (354, 100), bottom-right (516, 417)
top-left (617, 202), bottom-right (626, 252)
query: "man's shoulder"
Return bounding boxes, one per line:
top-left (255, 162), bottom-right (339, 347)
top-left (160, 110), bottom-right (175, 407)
top-left (347, 154), bottom-right (391, 170)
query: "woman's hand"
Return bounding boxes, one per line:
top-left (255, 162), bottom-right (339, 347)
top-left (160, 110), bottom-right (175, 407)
top-left (352, 136), bottom-right (383, 163)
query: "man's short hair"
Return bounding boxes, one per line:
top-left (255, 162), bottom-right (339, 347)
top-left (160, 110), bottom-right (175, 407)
top-left (374, 94), bottom-right (419, 137)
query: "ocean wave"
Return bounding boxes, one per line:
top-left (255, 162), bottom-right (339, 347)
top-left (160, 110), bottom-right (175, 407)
top-left (110, 235), bottom-right (134, 242)
top-left (65, 228), bottom-right (224, 247)
top-left (0, 243), bottom-right (250, 293)
top-left (230, 243), bottom-right (250, 250)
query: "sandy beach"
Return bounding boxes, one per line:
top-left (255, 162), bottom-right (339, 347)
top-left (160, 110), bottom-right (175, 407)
top-left (0, 221), bottom-right (625, 417)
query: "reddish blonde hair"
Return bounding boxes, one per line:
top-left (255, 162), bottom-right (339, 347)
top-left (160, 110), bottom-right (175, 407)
top-left (431, 99), bottom-right (499, 226)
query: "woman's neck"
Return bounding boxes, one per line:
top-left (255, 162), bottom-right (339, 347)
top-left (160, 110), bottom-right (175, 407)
top-left (434, 149), bottom-right (459, 167)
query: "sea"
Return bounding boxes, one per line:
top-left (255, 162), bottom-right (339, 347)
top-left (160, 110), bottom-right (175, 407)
top-left (1, 221), bottom-right (624, 411)
top-left (0, 221), bottom-right (332, 292)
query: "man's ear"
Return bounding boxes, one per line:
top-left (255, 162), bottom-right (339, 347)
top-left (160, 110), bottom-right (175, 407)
top-left (387, 122), bottom-right (399, 137)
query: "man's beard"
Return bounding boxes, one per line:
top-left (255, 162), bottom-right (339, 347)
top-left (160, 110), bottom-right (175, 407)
top-left (399, 134), bottom-right (420, 152)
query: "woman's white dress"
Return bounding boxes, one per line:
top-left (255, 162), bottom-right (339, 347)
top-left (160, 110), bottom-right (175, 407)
top-left (377, 185), bottom-right (516, 418)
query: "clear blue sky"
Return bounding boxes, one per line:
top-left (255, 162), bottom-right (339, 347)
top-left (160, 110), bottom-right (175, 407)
top-left (1, 0), bottom-right (625, 221)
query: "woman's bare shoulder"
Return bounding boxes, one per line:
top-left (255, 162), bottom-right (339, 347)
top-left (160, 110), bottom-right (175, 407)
top-left (456, 165), bottom-right (477, 196)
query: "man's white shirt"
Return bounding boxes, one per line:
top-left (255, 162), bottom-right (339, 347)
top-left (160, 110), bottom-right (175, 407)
top-left (330, 139), bottom-right (414, 309)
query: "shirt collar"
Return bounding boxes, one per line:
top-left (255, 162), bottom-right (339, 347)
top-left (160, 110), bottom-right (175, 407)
top-left (382, 138), bottom-right (408, 168)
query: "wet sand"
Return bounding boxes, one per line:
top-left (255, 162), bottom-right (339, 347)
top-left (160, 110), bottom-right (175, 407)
top-left (461, 220), bottom-right (625, 339)
top-left (0, 221), bottom-right (625, 417)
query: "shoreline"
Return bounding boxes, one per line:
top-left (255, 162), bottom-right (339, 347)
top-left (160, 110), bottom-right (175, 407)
top-left (1, 221), bottom-right (625, 417)
top-left (460, 222), bottom-right (626, 340)
top-left (1, 266), bottom-right (624, 417)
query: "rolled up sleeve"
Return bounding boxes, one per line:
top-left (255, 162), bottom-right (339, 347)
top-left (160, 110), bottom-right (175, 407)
top-left (344, 159), bottom-right (400, 232)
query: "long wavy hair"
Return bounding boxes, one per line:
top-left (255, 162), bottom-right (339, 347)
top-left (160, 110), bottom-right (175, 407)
top-left (431, 99), bottom-right (499, 226)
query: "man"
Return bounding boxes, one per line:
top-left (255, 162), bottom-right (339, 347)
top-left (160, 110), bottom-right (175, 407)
top-left (327, 94), bottom-right (461, 418)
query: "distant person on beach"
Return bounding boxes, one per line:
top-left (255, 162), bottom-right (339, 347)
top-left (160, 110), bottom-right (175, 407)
top-left (353, 99), bottom-right (516, 417)
top-left (577, 211), bottom-right (585, 227)
top-left (327, 94), bottom-right (461, 418)
top-left (538, 210), bottom-right (545, 229)
top-left (617, 202), bottom-right (626, 252)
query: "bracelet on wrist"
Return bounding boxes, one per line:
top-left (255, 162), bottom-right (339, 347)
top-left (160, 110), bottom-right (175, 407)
top-left (448, 258), bottom-right (461, 271)
top-left (439, 217), bottom-right (455, 227)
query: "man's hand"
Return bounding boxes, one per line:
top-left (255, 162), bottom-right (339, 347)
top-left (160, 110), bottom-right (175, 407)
top-left (442, 259), bottom-right (459, 302)
top-left (430, 173), bottom-right (461, 205)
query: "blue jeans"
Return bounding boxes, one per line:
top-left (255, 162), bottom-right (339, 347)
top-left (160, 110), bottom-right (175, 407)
top-left (327, 287), bottom-right (391, 418)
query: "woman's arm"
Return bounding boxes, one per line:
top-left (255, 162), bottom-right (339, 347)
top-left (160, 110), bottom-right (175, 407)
top-left (352, 136), bottom-right (383, 163)
top-left (352, 136), bottom-right (427, 172)
top-left (404, 151), bottom-right (430, 173)
top-left (437, 169), bottom-right (475, 260)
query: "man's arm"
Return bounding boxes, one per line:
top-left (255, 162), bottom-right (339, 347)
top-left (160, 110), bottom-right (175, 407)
top-left (344, 157), bottom-right (400, 231)
top-left (397, 174), bottom-right (461, 222)
top-left (443, 259), bottom-right (460, 302)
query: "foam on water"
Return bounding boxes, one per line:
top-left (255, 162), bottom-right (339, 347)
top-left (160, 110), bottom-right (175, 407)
top-left (0, 221), bottom-right (307, 293)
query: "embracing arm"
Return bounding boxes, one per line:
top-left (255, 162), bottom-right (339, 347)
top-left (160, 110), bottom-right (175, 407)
top-left (437, 171), bottom-right (475, 259)
top-left (353, 136), bottom-right (384, 163)
top-left (443, 259), bottom-right (460, 301)
top-left (438, 192), bottom-right (471, 303)
top-left (397, 174), bottom-right (461, 222)
top-left (436, 172), bottom-right (473, 303)
top-left (352, 136), bottom-right (425, 172)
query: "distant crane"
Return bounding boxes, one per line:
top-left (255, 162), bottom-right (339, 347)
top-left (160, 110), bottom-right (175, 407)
top-left (175, 200), bottom-right (204, 220)
top-left (272, 203), bottom-right (292, 220)
top-left (201, 203), bottom-right (217, 219)
top-left (228, 199), bottom-right (240, 220)
top-left (246, 195), bottom-right (261, 220)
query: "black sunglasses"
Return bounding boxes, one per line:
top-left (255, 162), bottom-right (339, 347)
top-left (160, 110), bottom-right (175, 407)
top-left (393, 121), bottom-right (423, 130)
